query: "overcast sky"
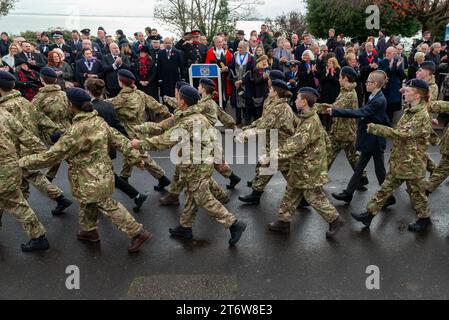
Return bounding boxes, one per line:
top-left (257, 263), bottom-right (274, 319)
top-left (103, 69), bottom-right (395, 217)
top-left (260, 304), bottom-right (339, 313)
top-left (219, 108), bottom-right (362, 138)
top-left (10, 0), bottom-right (306, 18)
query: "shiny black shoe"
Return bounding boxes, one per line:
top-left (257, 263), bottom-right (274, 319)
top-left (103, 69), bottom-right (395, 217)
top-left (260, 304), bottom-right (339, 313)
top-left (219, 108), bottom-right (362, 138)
top-left (226, 173), bottom-right (241, 190)
top-left (382, 196), bottom-right (396, 210)
top-left (133, 193), bottom-right (149, 212)
top-left (238, 190), bottom-right (263, 205)
top-left (21, 235), bottom-right (50, 252)
top-left (154, 176), bottom-right (171, 192)
top-left (229, 220), bottom-right (247, 246)
top-left (169, 225), bottom-right (193, 239)
top-left (52, 195), bottom-right (73, 216)
top-left (408, 218), bottom-right (432, 232)
top-left (332, 191), bottom-right (353, 204)
top-left (351, 212), bottom-right (375, 228)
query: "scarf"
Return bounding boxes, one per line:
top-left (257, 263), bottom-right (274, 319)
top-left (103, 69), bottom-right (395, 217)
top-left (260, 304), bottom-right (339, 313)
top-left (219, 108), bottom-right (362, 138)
top-left (138, 55), bottom-right (151, 79)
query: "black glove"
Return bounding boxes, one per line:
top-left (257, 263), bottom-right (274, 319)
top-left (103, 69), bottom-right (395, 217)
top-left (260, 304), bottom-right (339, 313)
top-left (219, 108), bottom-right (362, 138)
top-left (50, 132), bottom-right (62, 143)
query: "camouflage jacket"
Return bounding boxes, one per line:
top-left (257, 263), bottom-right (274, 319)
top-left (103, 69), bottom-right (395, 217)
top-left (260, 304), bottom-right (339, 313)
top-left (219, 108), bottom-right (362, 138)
top-left (429, 76), bottom-right (439, 102)
top-left (316, 83), bottom-right (358, 142)
top-left (109, 86), bottom-right (171, 138)
top-left (193, 95), bottom-right (218, 126)
top-left (163, 96), bottom-right (178, 111)
top-left (32, 84), bottom-right (71, 129)
top-left (368, 102), bottom-right (432, 179)
top-left (276, 109), bottom-right (329, 189)
top-left (140, 106), bottom-right (215, 191)
top-left (0, 108), bottom-right (46, 193)
top-left (245, 96), bottom-right (276, 130)
top-left (0, 90), bottom-right (61, 153)
top-left (429, 100), bottom-right (449, 155)
top-left (19, 111), bottom-right (141, 203)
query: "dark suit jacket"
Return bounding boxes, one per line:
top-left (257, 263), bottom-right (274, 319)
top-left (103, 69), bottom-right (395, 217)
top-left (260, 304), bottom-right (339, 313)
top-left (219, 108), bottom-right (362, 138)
top-left (358, 52), bottom-right (379, 82)
top-left (75, 59), bottom-right (103, 86)
top-left (102, 54), bottom-right (131, 91)
top-left (294, 44), bottom-right (309, 60)
top-left (68, 40), bottom-right (83, 62)
top-left (49, 43), bottom-right (73, 61)
top-left (331, 90), bottom-right (391, 154)
top-left (157, 48), bottom-right (183, 97)
top-left (15, 52), bottom-right (47, 71)
top-left (94, 38), bottom-right (108, 55)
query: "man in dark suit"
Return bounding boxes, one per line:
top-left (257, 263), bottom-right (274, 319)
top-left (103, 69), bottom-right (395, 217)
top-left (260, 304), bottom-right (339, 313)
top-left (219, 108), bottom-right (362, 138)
top-left (94, 27), bottom-right (108, 55)
top-left (376, 29), bottom-right (387, 59)
top-left (158, 37), bottom-right (183, 98)
top-left (327, 70), bottom-right (395, 207)
top-left (294, 34), bottom-right (312, 60)
top-left (75, 39), bottom-right (103, 62)
top-left (49, 31), bottom-right (72, 61)
top-left (75, 48), bottom-right (103, 87)
top-left (38, 32), bottom-right (52, 56)
top-left (68, 30), bottom-right (83, 63)
top-left (102, 42), bottom-right (130, 97)
top-left (15, 41), bottom-right (46, 72)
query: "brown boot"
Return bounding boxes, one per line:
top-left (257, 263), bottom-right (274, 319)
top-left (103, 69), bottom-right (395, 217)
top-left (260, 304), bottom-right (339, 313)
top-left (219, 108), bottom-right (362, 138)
top-left (326, 216), bottom-right (345, 239)
top-left (77, 230), bottom-right (100, 243)
top-left (128, 230), bottom-right (152, 253)
top-left (268, 220), bottom-right (290, 234)
top-left (159, 193), bottom-right (180, 206)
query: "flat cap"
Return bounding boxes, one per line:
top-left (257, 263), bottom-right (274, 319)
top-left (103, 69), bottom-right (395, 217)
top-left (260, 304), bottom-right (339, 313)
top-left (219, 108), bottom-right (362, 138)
top-left (298, 87), bottom-right (319, 98)
top-left (406, 78), bottom-right (429, 92)
top-left (66, 88), bottom-right (91, 106)
top-left (341, 66), bottom-right (357, 78)
top-left (40, 67), bottom-right (58, 78)
top-left (118, 69), bottom-right (136, 81)
top-left (179, 86), bottom-right (200, 105)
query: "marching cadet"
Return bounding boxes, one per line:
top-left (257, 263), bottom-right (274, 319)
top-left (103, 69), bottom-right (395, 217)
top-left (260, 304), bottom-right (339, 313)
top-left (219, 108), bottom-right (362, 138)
top-left (32, 67), bottom-right (72, 181)
top-left (109, 69), bottom-right (172, 191)
top-left (158, 78), bottom-right (241, 206)
top-left (351, 79), bottom-right (433, 232)
top-left (262, 87), bottom-right (344, 237)
top-left (131, 86), bottom-right (247, 246)
top-left (0, 105), bottom-right (50, 252)
top-left (0, 71), bottom-right (73, 216)
top-left (237, 79), bottom-right (296, 205)
top-left (19, 88), bottom-right (151, 253)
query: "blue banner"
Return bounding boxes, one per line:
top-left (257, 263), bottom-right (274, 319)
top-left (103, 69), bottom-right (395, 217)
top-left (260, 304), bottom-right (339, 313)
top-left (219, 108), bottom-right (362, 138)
top-left (190, 64), bottom-right (220, 78)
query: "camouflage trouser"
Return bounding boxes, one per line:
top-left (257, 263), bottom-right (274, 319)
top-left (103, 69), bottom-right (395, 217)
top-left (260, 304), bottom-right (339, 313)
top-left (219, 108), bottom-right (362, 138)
top-left (328, 139), bottom-right (358, 170)
top-left (427, 154), bottom-right (449, 192)
top-left (120, 153), bottom-right (165, 180)
top-left (79, 198), bottom-right (143, 238)
top-left (251, 159), bottom-right (290, 193)
top-left (22, 169), bottom-right (62, 200)
top-left (426, 153), bottom-right (437, 173)
top-left (278, 185), bottom-right (339, 223)
top-left (0, 189), bottom-right (46, 239)
top-left (46, 162), bottom-right (62, 180)
top-left (168, 164), bottom-right (230, 201)
top-left (367, 175), bottom-right (430, 218)
top-left (180, 177), bottom-right (236, 229)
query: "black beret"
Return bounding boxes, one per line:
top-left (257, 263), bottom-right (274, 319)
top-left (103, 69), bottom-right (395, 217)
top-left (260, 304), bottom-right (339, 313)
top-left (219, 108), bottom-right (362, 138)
top-left (298, 87), bottom-right (319, 98)
top-left (200, 78), bottom-right (216, 89)
top-left (271, 79), bottom-right (289, 91)
top-left (176, 81), bottom-right (190, 90)
top-left (406, 78), bottom-right (429, 92)
top-left (420, 61), bottom-right (436, 73)
top-left (40, 67), bottom-right (58, 78)
top-left (0, 70), bottom-right (16, 82)
top-left (341, 66), bottom-right (357, 78)
top-left (118, 69), bottom-right (136, 81)
top-left (269, 70), bottom-right (285, 81)
top-left (14, 55), bottom-right (28, 67)
top-left (66, 88), bottom-right (91, 106)
top-left (179, 86), bottom-right (200, 105)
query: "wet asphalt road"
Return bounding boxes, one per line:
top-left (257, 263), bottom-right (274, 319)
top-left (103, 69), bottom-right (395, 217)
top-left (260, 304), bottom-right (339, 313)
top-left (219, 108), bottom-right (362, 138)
top-left (1, 144), bottom-right (449, 300)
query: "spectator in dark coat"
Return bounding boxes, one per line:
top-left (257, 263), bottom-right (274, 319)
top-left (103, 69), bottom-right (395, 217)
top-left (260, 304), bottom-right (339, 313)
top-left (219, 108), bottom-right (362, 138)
top-left (407, 51), bottom-right (425, 81)
top-left (251, 54), bottom-right (270, 120)
top-left (318, 57), bottom-right (341, 131)
top-left (326, 29), bottom-right (337, 52)
top-left (49, 31), bottom-right (72, 62)
top-left (230, 30), bottom-right (246, 53)
top-left (266, 46), bottom-right (281, 71)
top-left (376, 29), bottom-right (387, 59)
top-left (334, 34), bottom-right (346, 65)
top-left (75, 48), bottom-right (103, 87)
top-left (15, 41), bottom-right (46, 72)
top-left (102, 42), bottom-right (131, 97)
top-left (116, 30), bottom-right (129, 47)
top-left (14, 56), bottom-right (41, 101)
top-left (158, 37), bottom-right (183, 98)
top-left (94, 27), bottom-right (108, 55)
top-left (378, 46), bottom-right (405, 122)
top-left (297, 49), bottom-right (318, 89)
top-left (0, 32), bottom-right (11, 57)
top-left (346, 53), bottom-right (364, 107)
top-left (134, 45), bottom-right (158, 100)
top-left (294, 34), bottom-right (312, 61)
top-left (358, 41), bottom-right (379, 102)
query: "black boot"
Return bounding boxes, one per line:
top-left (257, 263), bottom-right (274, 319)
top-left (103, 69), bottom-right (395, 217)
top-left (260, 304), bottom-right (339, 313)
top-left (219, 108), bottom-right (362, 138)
top-left (120, 176), bottom-right (129, 183)
top-left (326, 216), bottom-right (345, 238)
top-left (332, 191), bottom-right (353, 204)
top-left (154, 176), bottom-right (171, 192)
top-left (298, 198), bottom-right (310, 208)
top-left (247, 181), bottom-right (253, 188)
top-left (382, 196), bottom-right (396, 210)
top-left (408, 218), bottom-right (432, 232)
top-left (238, 190), bottom-right (263, 204)
top-left (351, 212), bottom-right (375, 227)
top-left (229, 220), bottom-right (247, 246)
top-left (21, 235), bottom-right (50, 252)
top-left (268, 220), bottom-right (291, 233)
top-left (169, 225), bottom-right (193, 239)
top-left (46, 175), bottom-right (54, 183)
top-left (52, 195), bottom-right (73, 216)
top-left (226, 173), bottom-right (241, 190)
top-left (356, 177), bottom-right (369, 192)
top-left (133, 193), bottom-right (149, 212)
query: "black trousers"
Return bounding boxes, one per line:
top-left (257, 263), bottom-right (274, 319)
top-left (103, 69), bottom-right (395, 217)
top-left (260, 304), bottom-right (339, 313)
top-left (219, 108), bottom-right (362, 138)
top-left (346, 152), bottom-right (386, 195)
top-left (114, 173), bottom-right (139, 199)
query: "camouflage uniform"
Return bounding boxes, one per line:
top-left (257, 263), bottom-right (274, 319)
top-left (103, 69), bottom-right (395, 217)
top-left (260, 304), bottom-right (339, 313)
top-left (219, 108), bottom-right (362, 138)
top-left (109, 86), bottom-right (171, 179)
top-left (366, 102), bottom-right (432, 218)
top-left (425, 76), bottom-right (440, 173)
top-left (19, 111), bottom-right (144, 238)
top-left (0, 108), bottom-right (46, 239)
top-left (426, 101), bottom-right (449, 192)
top-left (315, 83), bottom-right (360, 170)
top-left (140, 107), bottom-right (237, 229)
top-left (32, 84), bottom-right (71, 180)
top-left (241, 97), bottom-right (296, 192)
top-left (0, 90), bottom-right (64, 200)
top-left (276, 109), bottom-right (339, 223)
